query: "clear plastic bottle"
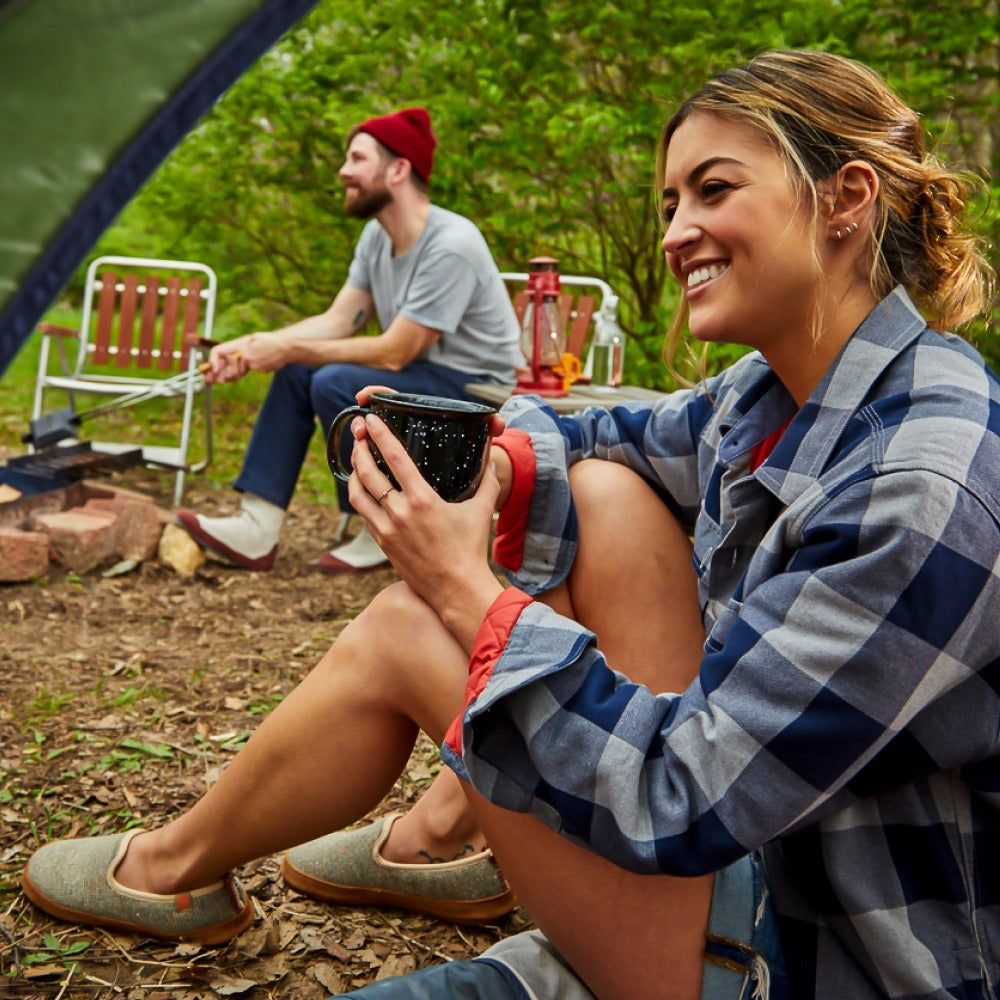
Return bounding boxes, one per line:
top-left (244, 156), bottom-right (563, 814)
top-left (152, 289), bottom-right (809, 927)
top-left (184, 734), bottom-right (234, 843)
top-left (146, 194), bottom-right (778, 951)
top-left (591, 295), bottom-right (624, 387)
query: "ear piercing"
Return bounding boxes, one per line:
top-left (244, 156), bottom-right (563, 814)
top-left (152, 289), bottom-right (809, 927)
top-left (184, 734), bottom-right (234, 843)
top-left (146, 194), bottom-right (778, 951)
top-left (834, 221), bottom-right (860, 240)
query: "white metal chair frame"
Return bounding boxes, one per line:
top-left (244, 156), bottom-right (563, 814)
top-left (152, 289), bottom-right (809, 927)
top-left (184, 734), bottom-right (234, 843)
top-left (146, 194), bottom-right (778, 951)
top-left (30, 255), bottom-right (217, 505)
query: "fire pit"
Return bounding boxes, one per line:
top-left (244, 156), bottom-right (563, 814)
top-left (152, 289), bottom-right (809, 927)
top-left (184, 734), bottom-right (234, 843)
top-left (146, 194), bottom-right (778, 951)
top-left (1, 443), bottom-right (142, 525)
top-left (4, 441), bottom-right (143, 484)
top-left (0, 443), bottom-right (163, 580)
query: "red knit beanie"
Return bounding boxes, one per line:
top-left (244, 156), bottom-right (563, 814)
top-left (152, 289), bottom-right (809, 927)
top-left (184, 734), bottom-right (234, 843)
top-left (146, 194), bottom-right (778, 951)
top-left (357, 107), bottom-right (436, 184)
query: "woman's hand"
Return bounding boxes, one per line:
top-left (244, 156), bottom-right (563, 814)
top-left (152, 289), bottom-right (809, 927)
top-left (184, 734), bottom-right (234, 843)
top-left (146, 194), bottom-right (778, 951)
top-left (354, 384), bottom-right (397, 406)
top-left (347, 412), bottom-right (505, 652)
top-left (489, 441), bottom-right (514, 511)
top-left (351, 385), bottom-right (512, 512)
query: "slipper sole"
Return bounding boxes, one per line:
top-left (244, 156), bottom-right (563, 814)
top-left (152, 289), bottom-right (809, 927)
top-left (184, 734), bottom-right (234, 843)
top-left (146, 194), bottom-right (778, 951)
top-left (22, 869), bottom-right (255, 946)
top-left (280, 855), bottom-right (516, 925)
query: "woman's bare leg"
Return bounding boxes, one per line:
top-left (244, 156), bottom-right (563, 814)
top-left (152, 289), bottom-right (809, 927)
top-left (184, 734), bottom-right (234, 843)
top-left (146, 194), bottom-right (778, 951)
top-left (371, 459), bottom-right (714, 999)
top-left (382, 455), bottom-right (706, 866)
top-left (378, 763), bottom-right (489, 863)
top-left (114, 588), bottom-right (475, 894)
top-left (463, 459), bottom-right (711, 1000)
top-left (116, 459), bottom-right (710, 1000)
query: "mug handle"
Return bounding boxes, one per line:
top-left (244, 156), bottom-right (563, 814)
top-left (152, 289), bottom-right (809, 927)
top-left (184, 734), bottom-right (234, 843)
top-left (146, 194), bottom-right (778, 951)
top-left (326, 404), bottom-right (370, 482)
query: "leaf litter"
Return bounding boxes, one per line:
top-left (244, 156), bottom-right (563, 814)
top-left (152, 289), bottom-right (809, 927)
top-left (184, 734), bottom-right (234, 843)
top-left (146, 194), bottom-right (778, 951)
top-left (1, 470), bottom-right (530, 998)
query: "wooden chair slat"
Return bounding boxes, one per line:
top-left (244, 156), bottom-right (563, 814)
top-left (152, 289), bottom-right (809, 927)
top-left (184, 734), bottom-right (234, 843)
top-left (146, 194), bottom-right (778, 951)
top-left (136, 274), bottom-right (160, 368)
top-left (114, 273), bottom-right (140, 368)
top-left (512, 290), bottom-right (529, 327)
top-left (557, 293), bottom-right (573, 331)
top-left (37, 322), bottom-right (78, 339)
top-left (31, 255), bottom-right (218, 505)
top-left (91, 271), bottom-right (118, 365)
top-left (158, 276), bottom-right (183, 371)
top-left (179, 277), bottom-right (204, 368)
top-left (567, 294), bottom-right (595, 359)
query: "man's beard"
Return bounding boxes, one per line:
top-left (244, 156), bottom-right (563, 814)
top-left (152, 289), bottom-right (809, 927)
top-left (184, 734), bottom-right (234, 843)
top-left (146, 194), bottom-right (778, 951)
top-left (344, 185), bottom-right (393, 219)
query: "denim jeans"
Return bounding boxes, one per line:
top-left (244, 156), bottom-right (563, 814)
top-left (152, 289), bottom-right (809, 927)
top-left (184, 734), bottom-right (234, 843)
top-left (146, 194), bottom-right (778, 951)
top-left (233, 360), bottom-right (494, 514)
top-left (336, 853), bottom-right (789, 1000)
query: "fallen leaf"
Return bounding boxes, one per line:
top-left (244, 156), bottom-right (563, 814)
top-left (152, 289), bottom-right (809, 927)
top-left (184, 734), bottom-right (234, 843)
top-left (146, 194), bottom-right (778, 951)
top-left (278, 921), bottom-right (300, 951)
top-left (204, 972), bottom-right (258, 996)
top-left (358, 946), bottom-right (382, 969)
top-left (323, 938), bottom-right (351, 961)
top-left (299, 926), bottom-right (328, 952)
top-left (311, 961), bottom-right (345, 993)
top-left (235, 917), bottom-right (280, 958)
top-left (22, 963), bottom-right (66, 979)
top-left (375, 953), bottom-right (417, 980)
top-left (343, 929), bottom-right (366, 950)
top-left (253, 953), bottom-right (294, 983)
top-left (371, 939), bottom-right (393, 959)
top-left (92, 714), bottom-right (125, 730)
top-left (102, 558), bottom-right (140, 578)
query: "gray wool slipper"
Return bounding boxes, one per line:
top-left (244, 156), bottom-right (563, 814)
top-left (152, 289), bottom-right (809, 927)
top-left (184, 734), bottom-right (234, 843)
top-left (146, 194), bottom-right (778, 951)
top-left (281, 813), bottom-right (516, 925)
top-left (22, 829), bottom-right (255, 946)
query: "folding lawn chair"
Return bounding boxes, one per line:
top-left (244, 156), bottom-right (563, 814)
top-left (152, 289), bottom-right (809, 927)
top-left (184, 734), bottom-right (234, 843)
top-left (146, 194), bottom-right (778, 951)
top-left (29, 255), bottom-right (217, 505)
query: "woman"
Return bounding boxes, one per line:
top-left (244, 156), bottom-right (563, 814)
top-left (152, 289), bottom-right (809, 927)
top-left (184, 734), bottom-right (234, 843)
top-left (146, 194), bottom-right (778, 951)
top-left (24, 50), bottom-right (998, 999)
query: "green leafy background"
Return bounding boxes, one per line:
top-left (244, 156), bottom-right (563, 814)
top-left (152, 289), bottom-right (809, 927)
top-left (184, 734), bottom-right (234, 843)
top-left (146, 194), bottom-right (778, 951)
top-left (4, 0), bottom-right (997, 490)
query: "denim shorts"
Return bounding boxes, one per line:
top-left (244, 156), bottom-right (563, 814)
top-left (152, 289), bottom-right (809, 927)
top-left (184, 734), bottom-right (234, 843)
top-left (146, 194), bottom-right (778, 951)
top-left (338, 852), bottom-right (788, 1000)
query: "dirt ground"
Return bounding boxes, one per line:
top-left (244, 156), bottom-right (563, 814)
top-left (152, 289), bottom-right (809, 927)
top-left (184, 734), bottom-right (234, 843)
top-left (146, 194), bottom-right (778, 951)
top-left (0, 467), bottom-right (531, 999)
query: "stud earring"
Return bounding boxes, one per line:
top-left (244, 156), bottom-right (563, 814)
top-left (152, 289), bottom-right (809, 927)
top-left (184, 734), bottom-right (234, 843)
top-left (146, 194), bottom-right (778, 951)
top-left (850, 221), bottom-right (859, 233)
top-left (835, 229), bottom-right (842, 240)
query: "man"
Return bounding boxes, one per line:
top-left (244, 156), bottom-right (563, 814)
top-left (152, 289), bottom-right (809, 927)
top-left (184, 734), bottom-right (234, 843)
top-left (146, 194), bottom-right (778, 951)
top-left (175, 106), bottom-right (521, 571)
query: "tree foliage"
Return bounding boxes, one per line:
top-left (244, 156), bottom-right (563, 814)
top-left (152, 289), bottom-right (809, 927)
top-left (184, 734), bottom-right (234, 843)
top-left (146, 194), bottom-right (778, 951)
top-left (93, 0), bottom-right (999, 387)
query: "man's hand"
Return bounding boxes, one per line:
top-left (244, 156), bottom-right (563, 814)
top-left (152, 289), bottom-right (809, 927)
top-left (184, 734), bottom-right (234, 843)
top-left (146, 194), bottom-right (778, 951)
top-left (206, 336), bottom-right (249, 384)
top-left (232, 332), bottom-right (292, 373)
top-left (205, 332), bottom-right (294, 384)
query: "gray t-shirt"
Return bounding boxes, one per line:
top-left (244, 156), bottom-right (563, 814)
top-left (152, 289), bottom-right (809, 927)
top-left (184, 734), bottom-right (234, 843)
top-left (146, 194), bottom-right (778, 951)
top-left (346, 205), bottom-right (521, 379)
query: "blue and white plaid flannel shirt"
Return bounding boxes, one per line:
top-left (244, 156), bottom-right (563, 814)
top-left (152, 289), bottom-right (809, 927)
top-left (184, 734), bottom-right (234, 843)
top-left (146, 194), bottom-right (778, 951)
top-left (444, 288), bottom-right (1000, 999)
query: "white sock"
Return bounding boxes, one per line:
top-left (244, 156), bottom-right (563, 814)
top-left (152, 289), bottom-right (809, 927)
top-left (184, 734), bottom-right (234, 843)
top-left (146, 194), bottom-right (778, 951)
top-left (328, 524), bottom-right (387, 568)
top-left (196, 493), bottom-right (284, 559)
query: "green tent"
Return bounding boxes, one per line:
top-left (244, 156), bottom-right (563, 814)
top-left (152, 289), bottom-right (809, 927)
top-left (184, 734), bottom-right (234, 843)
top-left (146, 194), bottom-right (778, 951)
top-left (0, 0), bottom-right (318, 375)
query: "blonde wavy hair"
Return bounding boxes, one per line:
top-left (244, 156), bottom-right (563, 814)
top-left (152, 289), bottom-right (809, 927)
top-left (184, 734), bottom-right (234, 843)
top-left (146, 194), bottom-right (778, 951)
top-left (655, 49), bottom-right (995, 377)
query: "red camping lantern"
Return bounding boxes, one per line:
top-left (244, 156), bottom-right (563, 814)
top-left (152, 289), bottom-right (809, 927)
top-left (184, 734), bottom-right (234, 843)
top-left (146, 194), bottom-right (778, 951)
top-left (513, 256), bottom-right (580, 397)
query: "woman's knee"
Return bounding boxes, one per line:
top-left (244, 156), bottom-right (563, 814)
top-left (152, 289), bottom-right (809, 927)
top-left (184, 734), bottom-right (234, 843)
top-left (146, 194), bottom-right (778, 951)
top-left (339, 582), bottom-right (433, 661)
top-left (562, 460), bottom-right (702, 673)
top-left (567, 457), bottom-right (623, 506)
top-left (568, 460), bottom-right (691, 564)
top-left (333, 582), bottom-right (469, 728)
top-left (570, 459), bottom-right (658, 516)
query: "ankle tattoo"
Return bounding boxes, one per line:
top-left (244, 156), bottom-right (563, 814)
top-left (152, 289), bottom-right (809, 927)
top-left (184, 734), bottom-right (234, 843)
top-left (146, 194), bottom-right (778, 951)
top-left (419, 843), bottom-right (477, 864)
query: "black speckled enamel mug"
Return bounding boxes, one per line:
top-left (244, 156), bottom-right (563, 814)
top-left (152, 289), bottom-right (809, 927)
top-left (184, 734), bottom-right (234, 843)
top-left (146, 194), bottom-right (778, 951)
top-left (326, 392), bottom-right (498, 503)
